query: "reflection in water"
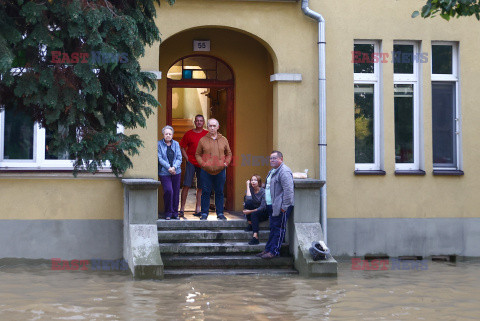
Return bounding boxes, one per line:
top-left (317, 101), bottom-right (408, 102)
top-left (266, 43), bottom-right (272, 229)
top-left (0, 259), bottom-right (479, 320)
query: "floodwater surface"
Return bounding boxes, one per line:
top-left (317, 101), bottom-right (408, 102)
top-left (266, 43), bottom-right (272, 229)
top-left (0, 258), bottom-right (479, 320)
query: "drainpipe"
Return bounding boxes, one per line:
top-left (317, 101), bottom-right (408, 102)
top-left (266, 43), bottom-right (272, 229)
top-left (301, 0), bottom-right (328, 244)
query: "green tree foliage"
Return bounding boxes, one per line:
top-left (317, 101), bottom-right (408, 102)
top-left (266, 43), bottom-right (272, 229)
top-left (0, 0), bottom-right (173, 176)
top-left (412, 0), bottom-right (480, 20)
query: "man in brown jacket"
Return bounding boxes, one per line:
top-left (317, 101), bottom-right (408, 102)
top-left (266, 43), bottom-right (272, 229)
top-left (195, 118), bottom-right (232, 220)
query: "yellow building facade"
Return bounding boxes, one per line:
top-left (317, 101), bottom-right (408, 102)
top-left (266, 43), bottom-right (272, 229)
top-left (1, 0), bottom-right (479, 259)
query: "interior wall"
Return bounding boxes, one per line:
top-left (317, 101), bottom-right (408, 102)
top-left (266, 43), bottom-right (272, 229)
top-left (172, 88), bottom-right (207, 119)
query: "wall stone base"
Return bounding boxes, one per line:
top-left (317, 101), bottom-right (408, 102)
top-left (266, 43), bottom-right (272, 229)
top-left (328, 218), bottom-right (480, 257)
top-left (0, 219), bottom-right (123, 260)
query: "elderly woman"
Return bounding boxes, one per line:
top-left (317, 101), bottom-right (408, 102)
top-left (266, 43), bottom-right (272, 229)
top-left (158, 125), bottom-right (182, 220)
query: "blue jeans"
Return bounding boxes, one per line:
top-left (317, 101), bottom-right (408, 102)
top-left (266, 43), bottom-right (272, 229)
top-left (200, 168), bottom-right (226, 216)
top-left (265, 205), bottom-right (293, 256)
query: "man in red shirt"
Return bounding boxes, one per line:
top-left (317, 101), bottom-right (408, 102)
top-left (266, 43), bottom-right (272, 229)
top-left (179, 114), bottom-right (209, 216)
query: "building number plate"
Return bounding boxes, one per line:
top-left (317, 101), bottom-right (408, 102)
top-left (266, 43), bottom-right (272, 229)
top-left (193, 40), bottom-right (210, 52)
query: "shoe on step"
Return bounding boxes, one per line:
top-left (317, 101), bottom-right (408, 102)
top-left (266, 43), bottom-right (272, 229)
top-left (248, 237), bottom-right (259, 245)
top-left (255, 251), bottom-right (267, 257)
top-left (261, 252), bottom-right (276, 259)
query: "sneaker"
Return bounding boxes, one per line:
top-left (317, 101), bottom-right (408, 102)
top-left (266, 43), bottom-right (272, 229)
top-left (193, 212), bottom-right (202, 217)
top-left (200, 213), bottom-right (208, 220)
top-left (255, 251), bottom-right (267, 257)
top-left (261, 252), bottom-right (276, 259)
top-left (165, 216), bottom-right (171, 220)
top-left (217, 214), bottom-right (227, 220)
top-left (244, 225), bottom-right (253, 232)
top-left (248, 237), bottom-right (259, 245)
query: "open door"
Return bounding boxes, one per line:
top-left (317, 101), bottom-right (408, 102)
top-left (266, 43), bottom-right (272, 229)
top-left (166, 55), bottom-right (235, 210)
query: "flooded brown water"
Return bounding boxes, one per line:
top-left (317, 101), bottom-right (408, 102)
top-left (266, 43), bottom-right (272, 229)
top-left (0, 258), bottom-right (479, 320)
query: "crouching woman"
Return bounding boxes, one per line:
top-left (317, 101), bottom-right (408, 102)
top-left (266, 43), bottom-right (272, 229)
top-left (243, 175), bottom-right (269, 245)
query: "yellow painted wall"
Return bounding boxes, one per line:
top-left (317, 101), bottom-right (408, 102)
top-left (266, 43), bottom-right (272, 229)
top-left (124, 41), bottom-right (161, 179)
top-left (0, 178), bottom-right (123, 220)
top-left (148, 0), bottom-right (480, 218)
top-left (318, 0), bottom-right (480, 219)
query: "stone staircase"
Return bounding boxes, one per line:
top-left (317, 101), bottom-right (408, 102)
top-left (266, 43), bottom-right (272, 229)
top-left (157, 219), bottom-right (298, 276)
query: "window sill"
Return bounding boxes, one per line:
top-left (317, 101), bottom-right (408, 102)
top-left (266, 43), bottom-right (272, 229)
top-left (354, 170), bottom-right (386, 176)
top-left (395, 170), bottom-right (426, 176)
top-left (433, 170), bottom-right (464, 176)
top-left (0, 169), bottom-right (117, 179)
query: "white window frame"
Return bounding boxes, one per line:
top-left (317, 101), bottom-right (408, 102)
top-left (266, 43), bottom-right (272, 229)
top-left (0, 66), bottom-right (76, 169)
top-left (0, 110), bottom-right (120, 170)
top-left (354, 40), bottom-right (382, 171)
top-left (393, 41), bottom-right (421, 171)
top-left (431, 41), bottom-right (461, 170)
top-left (0, 112), bottom-right (75, 169)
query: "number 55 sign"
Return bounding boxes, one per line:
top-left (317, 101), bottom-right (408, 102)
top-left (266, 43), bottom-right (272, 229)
top-left (193, 40), bottom-right (210, 52)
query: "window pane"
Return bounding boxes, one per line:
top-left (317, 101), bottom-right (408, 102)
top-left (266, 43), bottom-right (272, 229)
top-left (355, 84), bottom-right (375, 163)
top-left (3, 109), bottom-right (34, 160)
top-left (206, 70), bottom-right (217, 80)
top-left (45, 126), bottom-right (73, 160)
top-left (192, 70), bottom-right (207, 79)
top-left (393, 45), bottom-right (414, 74)
top-left (217, 61), bottom-right (233, 81)
top-left (394, 84), bottom-right (414, 163)
top-left (167, 61), bottom-right (182, 80)
top-left (182, 69), bottom-right (192, 79)
top-left (432, 82), bottom-right (456, 167)
top-left (353, 44), bottom-right (374, 74)
top-left (432, 45), bottom-right (453, 74)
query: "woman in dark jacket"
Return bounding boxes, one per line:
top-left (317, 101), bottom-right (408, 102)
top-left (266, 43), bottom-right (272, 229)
top-left (158, 125), bottom-right (182, 220)
top-left (243, 174), bottom-right (269, 245)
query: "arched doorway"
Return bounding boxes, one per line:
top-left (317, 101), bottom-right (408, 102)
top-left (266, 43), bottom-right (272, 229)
top-left (158, 27), bottom-right (275, 213)
top-left (166, 54), bottom-right (235, 211)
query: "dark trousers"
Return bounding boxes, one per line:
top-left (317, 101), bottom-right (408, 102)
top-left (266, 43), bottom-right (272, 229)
top-left (159, 173), bottom-right (181, 218)
top-left (265, 205), bottom-right (293, 256)
top-left (251, 205), bottom-right (270, 233)
top-left (244, 199), bottom-right (270, 233)
top-left (244, 199), bottom-right (256, 222)
top-left (200, 168), bottom-right (226, 216)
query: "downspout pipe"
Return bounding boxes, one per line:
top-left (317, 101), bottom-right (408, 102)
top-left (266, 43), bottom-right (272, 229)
top-left (301, 0), bottom-right (328, 244)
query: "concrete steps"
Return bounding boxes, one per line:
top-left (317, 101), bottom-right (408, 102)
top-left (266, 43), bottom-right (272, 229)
top-left (164, 268), bottom-right (298, 277)
top-left (157, 219), bottom-right (297, 275)
top-left (158, 230), bottom-right (270, 242)
top-left (163, 255), bottom-right (294, 269)
top-left (158, 242), bottom-right (290, 255)
top-left (157, 219), bottom-right (264, 230)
